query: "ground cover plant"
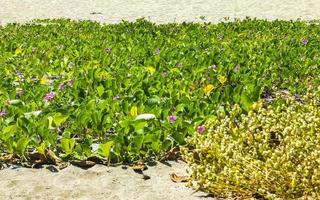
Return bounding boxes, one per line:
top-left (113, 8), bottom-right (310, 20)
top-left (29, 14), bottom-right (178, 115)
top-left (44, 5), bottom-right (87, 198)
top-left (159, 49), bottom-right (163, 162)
top-left (182, 90), bottom-right (320, 199)
top-left (0, 18), bottom-right (319, 170)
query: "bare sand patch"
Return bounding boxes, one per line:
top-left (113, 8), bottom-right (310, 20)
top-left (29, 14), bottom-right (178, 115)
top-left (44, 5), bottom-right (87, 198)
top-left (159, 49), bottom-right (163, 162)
top-left (0, 0), bottom-right (319, 25)
top-left (0, 161), bottom-right (213, 200)
top-left (0, 1), bottom-right (319, 199)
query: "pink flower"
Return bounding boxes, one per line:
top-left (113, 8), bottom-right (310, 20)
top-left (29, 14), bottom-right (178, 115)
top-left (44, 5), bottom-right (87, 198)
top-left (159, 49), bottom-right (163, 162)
top-left (67, 79), bottom-right (72, 87)
top-left (197, 125), bottom-right (205, 133)
top-left (168, 115), bottom-right (177, 122)
top-left (154, 48), bottom-right (160, 55)
top-left (301, 38), bottom-right (309, 45)
top-left (209, 64), bottom-right (217, 71)
top-left (56, 44), bottom-right (63, 50)
top-left (233, 65), bottom-right (240, 72)
top-left (69, 62), bottom-right (74, 69)
top-left (105, 48), bottom-right (111, 54)
top-left (162, 72), bottom-right (168, 77)
top-left (16, 89), bottom-right (23, 97)
top-left (44, 92), bottom-right (55, 102)
top-left (59, 83), bottom-right (65, 90)
top-left (0, 109), bottom-right (6, 117)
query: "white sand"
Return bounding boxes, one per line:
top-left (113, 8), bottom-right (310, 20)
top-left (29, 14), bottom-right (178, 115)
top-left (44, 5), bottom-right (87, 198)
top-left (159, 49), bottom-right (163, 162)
top-left (0, 161), bottom-right (213, 200)
top-left (0, 0), bottom-right (319, 25)
top-left (0, 1), bottom-right (319, 199)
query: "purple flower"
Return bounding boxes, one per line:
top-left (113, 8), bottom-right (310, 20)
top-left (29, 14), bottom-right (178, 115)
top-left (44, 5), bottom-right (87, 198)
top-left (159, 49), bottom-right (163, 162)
top-left (105, 48), bottom-right (111, 54)
top-left (154, 48), bottom-right (160, 55)
top-left (44, 92), bottom-right (55, 102)
top-left (0, 109), bottom-right (6, 117)
top-left (162, 72), bottom-right (168, 77)
top-left (197, 125), bottom-right (205, 133)
top-left (302, 38), bottom-right (309, 45)
top-left (56, 44), bottom-right (63, 50)
top-left (217, 33), bottom-right (224, 40)
top-left (112, 96), bottom-right (121, 101)
top-left (178, 63), bottom-right (183, 69)
top-left (69, 62), bottom-right (74, 69)
top-left (6, 99), bottom-right (10, 106)
top-left (168, 115), bottom-right (177, 122)
top-left (209, 64), bottom-right (217, 71)
top-left (48, 76), bottom-right (57, 85)
top-left (233, 65), bottom-right (240, 72)
top-left (67, 79), bottom-right (72, 87)
top-left (16, 90), bottom-right (23, 97)
top-left (59, 83), bottom-right (65, 90)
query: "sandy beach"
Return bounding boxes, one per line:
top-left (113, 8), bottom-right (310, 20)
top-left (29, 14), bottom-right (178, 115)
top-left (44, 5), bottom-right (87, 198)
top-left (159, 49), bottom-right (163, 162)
top-left (0, 161), bottom-right (213, 200)
top-left (0, 1), bottom-right (320, 199)
top-left (0, 0), bottom-right (319, 25)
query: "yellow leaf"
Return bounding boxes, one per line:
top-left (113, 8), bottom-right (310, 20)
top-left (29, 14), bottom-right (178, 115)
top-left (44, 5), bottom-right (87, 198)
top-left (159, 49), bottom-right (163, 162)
top-left (130, 106), bottom-right (138, 117)
top-left (14, 76), bottom-right (21, 82)
top-left (15, 47), bottom-right (22, 55)
top-left (204, 84), bottom-right (215, 95)
top-left (232, 127), bottom-right (238, 134)
top-left (170, 173), bottom-right (189, 183)
top-left (15, 88), bottom-right (23, 92)
top-left (251, 101), bottom-right (262, 111)
top-left (190, 84), bottom-right (196, 91)
top-left (67, 71), bottom-right (74, 79)
top-left (40, 76), bottom-right (49, 85)
top-left (99, 71), bottom-right (111, 79)
top-left (147, 67), bottom-right (156, 75)
top-left (218, 75), bottom-right (227, 85)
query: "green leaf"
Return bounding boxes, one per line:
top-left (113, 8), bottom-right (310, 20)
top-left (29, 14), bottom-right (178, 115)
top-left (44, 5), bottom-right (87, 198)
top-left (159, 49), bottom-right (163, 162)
top-left (53, 113), bottom-right (69, 127)
top-left (61, 138), bottom-right (76, 155)
top-left (47, 116), bottom-right (54, 130)
top-left (176, 104), bottom-right (185, 112)
top-left (9, 99), bottom-right (23, 105)
top-left (144, 134), bottom-right (158, 143)
top-left (98, 141), bottom-right (114, 158)
top-left (151, 141), bottom-right (160, 152)
top-left (37, 142), bottom-right (46, 155)
top-left (233, 85), bottom-right (243, 103)
top-left (172, 132), bottom-right (186, 145)
top-left (133, 121), bottom-right (147, 131)
top-left (16, 137), bottom-right (30, 155)
top-left (1, 125), bottom-right (16, 140)
top-left (240, 92), bottom-right (252, 112)
top-left (131, 135), bottom-right (144, 150)
top-left (97, 85), bottom-right (105, 97)
top-left (162, 139), bottom-right (173, 151)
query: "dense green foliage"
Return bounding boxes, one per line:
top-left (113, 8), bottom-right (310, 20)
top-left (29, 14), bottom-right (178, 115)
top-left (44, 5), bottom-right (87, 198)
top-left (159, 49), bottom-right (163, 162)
top-left (182, 91), bottom-right (320, 199)
top-left (0, 18), bottom-right (319, 163)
